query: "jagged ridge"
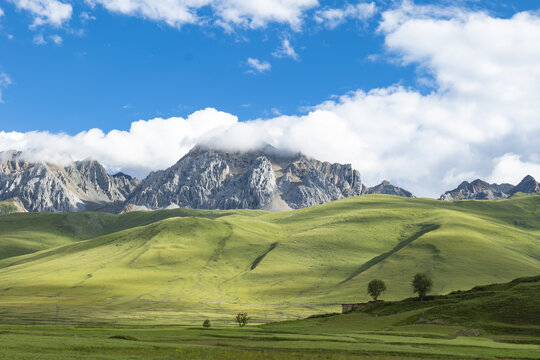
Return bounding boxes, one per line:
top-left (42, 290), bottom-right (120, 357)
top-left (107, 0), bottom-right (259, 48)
top-left (0, 151), bottom-right (140, 212)
top-left (125, 145), bottom-right (414, 211)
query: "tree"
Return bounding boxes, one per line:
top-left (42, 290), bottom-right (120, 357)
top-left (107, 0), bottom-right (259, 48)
top-left (367, 279), bottom-right (387, 301)
top-left (412, 273), bottom-right (433, 301)
top-left (202, 319), bottom-right (211, 328)
top-left (235, 313), bottom-right (250, 327)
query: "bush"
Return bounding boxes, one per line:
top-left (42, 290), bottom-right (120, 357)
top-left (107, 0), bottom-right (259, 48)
top-left (367, 279), bottom-right (387, 301)
top-left (235, 312), bottom-right (250, 327)
top-left (412, 273), bottom-right (433, 301)
top-left (202, 319), bottom-right (211, 328)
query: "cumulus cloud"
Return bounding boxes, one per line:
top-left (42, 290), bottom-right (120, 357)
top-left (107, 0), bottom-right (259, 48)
top-left (246, 58), bottom-right (271, 73)
top-left (315, 1), bottom-right (376, 29)
top-left (0, 108), bottom-right (237, 176)
top-left (488, 154), bottom-right (540, 185)
top-left (2, 2), bottom-right (540, 198)
top-left (85, 0), bottom-right (318, 29)
top-left (273, 38), bottom-right (299, 60)
top-left (0, 73), bottom-right (12, 103)
top-left (8, 0), bottom-right (72, 27)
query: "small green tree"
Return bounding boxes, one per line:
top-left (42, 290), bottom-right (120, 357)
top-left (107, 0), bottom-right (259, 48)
top-left (202, 319), bottom-right (211, 328)
top-left (235, 313), bottom-right (250, 327)
top-left (367, 279), bottom-right (387, 301)
top-left (412, 273), bottom-right (433, 301)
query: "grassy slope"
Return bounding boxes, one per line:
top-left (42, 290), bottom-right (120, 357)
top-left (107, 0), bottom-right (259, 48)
top-left (266, 275), bottom-right (540, 334)
top-left (0, 195), bottom-right (538, 322)
top-left (1, 277), bottom-right (539, 359)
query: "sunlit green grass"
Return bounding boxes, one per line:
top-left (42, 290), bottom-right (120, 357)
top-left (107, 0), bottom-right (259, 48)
top-left (0, 195), bottom-right (539, 322)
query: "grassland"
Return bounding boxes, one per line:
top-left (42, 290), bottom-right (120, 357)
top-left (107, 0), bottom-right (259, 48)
top-left (0, 276), bottom-right (538, 359)
top-left (0, 194), bottom-right (539, 323)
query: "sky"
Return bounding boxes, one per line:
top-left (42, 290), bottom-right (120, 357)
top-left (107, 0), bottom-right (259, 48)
top-left (1, 0), bottom-right (540, 198)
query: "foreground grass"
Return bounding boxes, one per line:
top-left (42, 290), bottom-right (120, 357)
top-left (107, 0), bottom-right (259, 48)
top-left (0, 322), bottom-right (538, 360)
top-left (0, 277), bottom-right (539, 359)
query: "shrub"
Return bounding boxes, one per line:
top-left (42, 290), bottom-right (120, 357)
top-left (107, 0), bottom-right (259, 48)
top-left (203, 319), bottom-right (211, 328)
top-left (235, 313), bottom-right (250, 327)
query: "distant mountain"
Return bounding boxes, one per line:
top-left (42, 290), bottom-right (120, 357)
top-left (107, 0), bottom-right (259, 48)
top-left (0, 151), bottom-right (140, 212)
top-left (125, 145), bottom-right (414, 211)
top-left (440, 175), bottom-right (540, 201)
top-left (439, 179), bottom-right (514, 201)
top-left (507, 175), bottom-right (540, 196)
top-left (363, 180), bottom-right (415, 198)
top-left (0, 146), bottom-right (415, 213)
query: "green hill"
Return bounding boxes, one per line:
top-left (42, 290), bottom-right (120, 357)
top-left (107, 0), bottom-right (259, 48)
top-left (0, 195), bottom-right (539, 323)
top-left (267, 275), bottom-right (540, 334)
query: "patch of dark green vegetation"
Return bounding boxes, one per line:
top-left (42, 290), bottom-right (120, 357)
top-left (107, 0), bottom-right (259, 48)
top-left (305, 312), bottom-right (341, 320)
top-left (108, 335), bottom-right (138, 341)
top-left (340, 224), bottom-right (440, 284)
top-left (354, 275), bottom-right (540, 335)
top-left (250, 242), bottom-right (278, 270)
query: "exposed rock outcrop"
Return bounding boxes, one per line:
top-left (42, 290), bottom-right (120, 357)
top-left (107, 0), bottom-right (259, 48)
top-left (507, 175), bottom-right (540, 196)
top-left (125, 145), bottom-right (414, 211)
top-left (363, 180), bottom-right (415, 198)
top-left (0, 151), bottom-right (140, 212)
top-left (439, 179), bottom-right (514, 201)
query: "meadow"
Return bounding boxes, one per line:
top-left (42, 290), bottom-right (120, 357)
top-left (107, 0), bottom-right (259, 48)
top-left (1, 276), bottom-right (539, 359)
top-left (0, 195), bottom-right (539, 358)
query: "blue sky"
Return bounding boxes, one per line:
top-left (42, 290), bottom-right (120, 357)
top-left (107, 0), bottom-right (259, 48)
top-left (1, 0), bottom-right (540, 197)
top-left (0, 0), bottom-right (535, 133)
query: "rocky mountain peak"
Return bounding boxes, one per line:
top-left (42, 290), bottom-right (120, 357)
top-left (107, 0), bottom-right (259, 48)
top-left (440, 178), bottom-right (514, 201)
top-left (0, 150), bottom-right (33, 175)
top-left (507, 175), bottom-right (540, 196)
top-left (0, 150), bottom-right (139, 212)
top-left (363, 180), bottom-right (414, 198)
top-left (124, 144), bottom-right (414, 212)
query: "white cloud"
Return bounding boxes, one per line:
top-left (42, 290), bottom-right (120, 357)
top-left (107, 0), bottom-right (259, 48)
top-left (0, 8), bottom-right (4, 17)
top-left (213, 0), bottom-right (318, 30)
top-left (0, 108), bottom-right (238, 176)
top-left (2, 3), bottom-right (540, 198)
top-left (273, 38), bottom-right (299, 60)
top-left (85, 0), bottom-right (318, 29)
top-left (0, 73), bottom-right (12, 103)
top-left (315, 1), bottom-right (376, 29)
top-left (9, 0), bottom-right (72, 27)
top-left (246, 58), bottom-right (271, 73)
top-left (32, 32), bottom-right (46, 44)
top-left (80, 11), bottom-right (96, 22)
top-left (488, 154), bottom-right (540, 185)
top-left (50, 33), bottom-right (62, 44)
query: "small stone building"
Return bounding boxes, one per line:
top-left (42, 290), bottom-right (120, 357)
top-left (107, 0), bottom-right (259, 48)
top-left (341, 303), bottom-right (367, 313)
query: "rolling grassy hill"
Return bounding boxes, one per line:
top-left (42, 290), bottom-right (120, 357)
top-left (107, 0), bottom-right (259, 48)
top-left (267, 275), bottom-right (540, 336)
top-left (0, 195), bottom-right (538, 323)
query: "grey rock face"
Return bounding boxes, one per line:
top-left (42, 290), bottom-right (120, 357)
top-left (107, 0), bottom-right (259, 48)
top-left (0, 150), bottom-right (33, 175)
top-left (126, 145), bottom-right (414, 211)
top-left (439, 179), bottom-right (514, 201)
top-left (507, 175), bottom-right (540, 196)
top-left (0, 161), bottom-right (84, 212)
top-left (0, 151), bottom-right (140, 212)
top-left (364, 180), bottom-right (415, 198)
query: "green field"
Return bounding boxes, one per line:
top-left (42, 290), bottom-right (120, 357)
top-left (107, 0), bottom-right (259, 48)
top-left (0, 276), bottom-right (538, 359)
top-left (0, 194), bottom-right (539, 358)
top-left (0, 194), bottom-right (539, 323)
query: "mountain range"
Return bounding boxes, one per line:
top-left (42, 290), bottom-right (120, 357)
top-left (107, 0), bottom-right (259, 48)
top-left (0, 146), bottom-right (539, 213)
top-left (439, 175), bottom-right (540, 201)
top-left (0, 146), bottom-right (413, 213)
top-left (0, 150), bottom-right (140, 212)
